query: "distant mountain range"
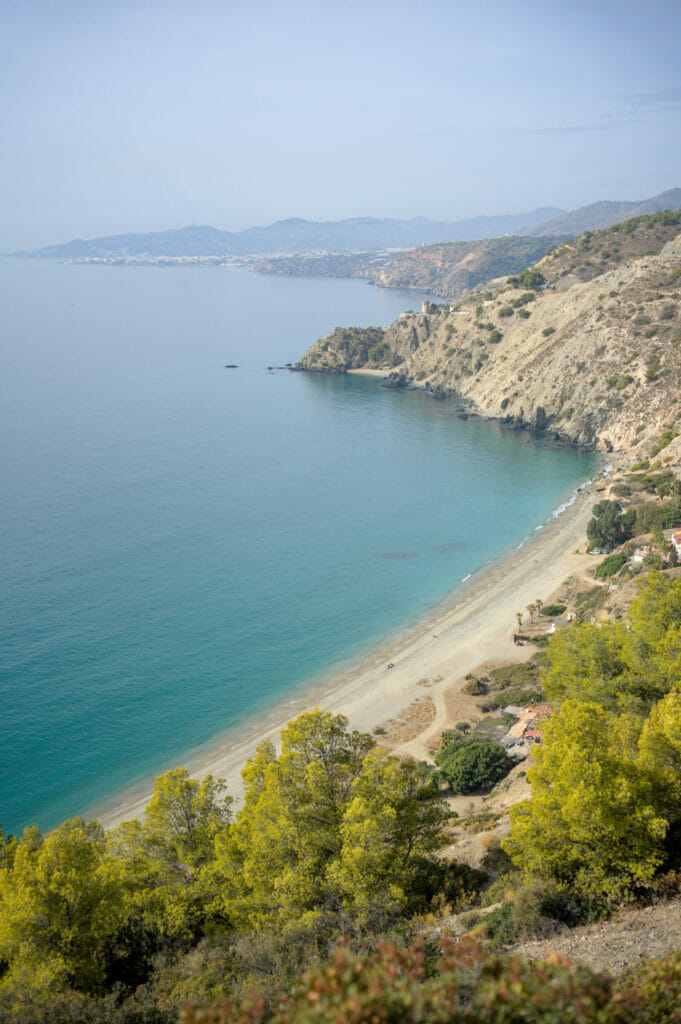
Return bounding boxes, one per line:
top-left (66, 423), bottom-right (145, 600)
top-left (19, 188), bottom-right (681, 260)
top-left (23, 209), bottom-right (562, 260)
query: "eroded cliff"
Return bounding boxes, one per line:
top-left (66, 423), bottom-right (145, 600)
top-left (299, 216), bottom-right (681, 454)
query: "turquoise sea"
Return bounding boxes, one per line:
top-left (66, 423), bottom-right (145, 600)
top-left (0, 259), bottom-right (599, 834)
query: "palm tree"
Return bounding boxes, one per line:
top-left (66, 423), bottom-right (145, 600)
top-left (536, 597), bottom-right (543, 616)
top-left (515, 611), bottom-right (523, 630)
top-left (527, 603), bottom-right (536, 622)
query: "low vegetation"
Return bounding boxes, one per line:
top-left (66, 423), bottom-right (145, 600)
top-left (182, 937), bottom-right (681, 1024)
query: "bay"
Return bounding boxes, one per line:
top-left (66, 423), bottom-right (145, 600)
top-left (0, 259), bottom-right (599, 834)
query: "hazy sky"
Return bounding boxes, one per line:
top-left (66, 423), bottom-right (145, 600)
top-left (2, 0), bottom-right (680, 249)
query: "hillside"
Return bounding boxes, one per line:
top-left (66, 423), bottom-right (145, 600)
top-left (371, 235), bottom-right (564, 296)
top-left (531, 187), bottom-right (681, 237)
top-left (298, 212), bottom-right (681, 454)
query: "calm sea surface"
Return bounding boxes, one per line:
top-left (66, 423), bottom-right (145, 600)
top-left (0, 259), bottom-right (599, 833)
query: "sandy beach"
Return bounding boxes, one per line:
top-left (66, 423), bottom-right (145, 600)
top-left (93, 462), bottom-right (615, 831)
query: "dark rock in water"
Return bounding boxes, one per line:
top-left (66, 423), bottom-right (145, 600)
top-left (426, 385), bottom-right (450, 400)
top-left (457, 412), bottom-right (468, 420)
top-left (535, 405), bottom-right (549, 430)
top-left (382, 371), bottom-right (410, 390)
top-left (224, 364), bottom-right (238, 368)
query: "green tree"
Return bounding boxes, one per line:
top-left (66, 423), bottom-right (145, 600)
top-left (216, 710), bottom-right (447, 930)
top-left (586, 500), bottom-right (623, 551)
top-left (0, 818), bottom-right (122, 997)
top-left (143, 767), bottom-right (232, 869)
top-left (328, 751), bottom-right (447, 919)
top-left (542, 620), bottom-right (627, 710)
top-left (544, 574), bottom-right (681, 715)
top-left (637, 690), bottom-right (681, 821)
top-left (108, 769), bottom-right (232, 953)
top-left (506, 701), bottom-right (667, 903)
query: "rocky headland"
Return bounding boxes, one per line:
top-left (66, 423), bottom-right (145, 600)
top-left (298, 213), bottom-right (681, 455)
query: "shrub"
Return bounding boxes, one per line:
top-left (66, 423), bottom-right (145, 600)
top-left (434, 740), bottom-right (510, 794)
top-left (511, 292), bottom-right (536, 308)
top-left (182, 938), bottom-right (639, 1024)
top-left (500, 397), bottom-right (510, 410)
top-left (541, 603), bottom-right (567, 617)
top-left (483, 687), bottom-right (544, 710)
top-left (488, 329), bottom-right (503, 343)
top-left (650, 428), bottom-right (678, 457)
top-left (542, 326), bottom-right (556, 337)
top-left (510, 877), bottom-right (584, 941)
top-left (507, 268), bottom-right (546, 290)
top-left (619, 951), bottom-right (681, 1021)
top-left (480, 837), bottom-right (515, 876)
top-left (462, 678), bottom-right (487, 696)
top-left (479, 901), bottom-right (516, 947)
top-left (611, 484), bottom-right (631, 497)
top-left (489, 658), bottom-right (543, 691)
top-left (595, 552), bottom-right (627, 578)
top-left (498, 306), bottom-right (514, 317)
top-left (517, 307), bottom-right (531, 319)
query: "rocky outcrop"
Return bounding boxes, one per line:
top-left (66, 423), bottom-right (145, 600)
top-left (298, 221), bottom-right (681, 455)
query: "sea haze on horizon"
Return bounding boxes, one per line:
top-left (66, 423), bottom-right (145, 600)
top-left (0, 260), bottom-right (599, 833)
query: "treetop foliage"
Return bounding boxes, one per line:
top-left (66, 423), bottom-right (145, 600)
top-left (434, 739), bottom-right (510, 794)
top-left (0, 711), bottom-right (454, 1020)
top-left (507, 573), bottom-right (681, 904)
top-left (586, 499), bottom-right (625, 551)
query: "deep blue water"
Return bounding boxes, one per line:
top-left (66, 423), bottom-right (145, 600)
top-left (0, 259), bottom-right (599, 834)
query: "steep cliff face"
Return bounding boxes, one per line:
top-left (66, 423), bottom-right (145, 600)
top-left (299, 228), bottom-right (681, 455)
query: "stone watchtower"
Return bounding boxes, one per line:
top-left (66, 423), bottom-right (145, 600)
top-left (421, 300), bottom-right (430, 315)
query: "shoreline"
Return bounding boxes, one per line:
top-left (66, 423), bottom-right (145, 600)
top-left (90, 461), bottom-right (616, 831)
